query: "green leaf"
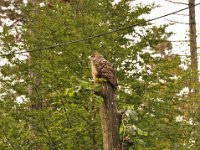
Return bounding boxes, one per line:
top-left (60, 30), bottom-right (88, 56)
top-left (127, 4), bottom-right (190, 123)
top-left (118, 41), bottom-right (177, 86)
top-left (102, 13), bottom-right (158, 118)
top-left (137, 128), bottom-right (148, 136)
top-left (65, 88), bottom-right (75, 98)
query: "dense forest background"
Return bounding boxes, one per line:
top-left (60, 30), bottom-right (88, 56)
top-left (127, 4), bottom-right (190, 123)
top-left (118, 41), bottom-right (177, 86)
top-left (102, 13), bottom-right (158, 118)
top-left (0, 0), bottom-right (199, 149)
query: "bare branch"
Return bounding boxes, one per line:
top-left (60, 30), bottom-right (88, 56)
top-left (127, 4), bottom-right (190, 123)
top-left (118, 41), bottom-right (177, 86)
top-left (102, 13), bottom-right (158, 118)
top-left (9, 19), bottom-right (24, 28)
top-left (42, 119), bottom-right (56, 148)
top-left (170, 40), bottom-right (189, 43)
top-left (176, 13), bottom-right (189, 16)
top-left (165, 0), bottom-right (188, 5)
top-left (165, 18), bottom-right (189, 25)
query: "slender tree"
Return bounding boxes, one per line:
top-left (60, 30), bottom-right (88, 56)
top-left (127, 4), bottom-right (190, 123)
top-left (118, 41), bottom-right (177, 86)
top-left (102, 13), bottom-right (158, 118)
top-left (189, 0), bottom-right (198, 93)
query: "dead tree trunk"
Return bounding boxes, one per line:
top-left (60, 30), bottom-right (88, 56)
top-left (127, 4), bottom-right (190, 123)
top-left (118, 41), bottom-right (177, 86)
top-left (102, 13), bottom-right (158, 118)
top-left (98, 83), bottom-right (121, 150)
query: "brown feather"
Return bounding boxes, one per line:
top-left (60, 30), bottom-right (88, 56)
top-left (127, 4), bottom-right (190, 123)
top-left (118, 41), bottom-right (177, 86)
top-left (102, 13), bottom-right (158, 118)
top-left (90, 52), bottom-right (117, 89)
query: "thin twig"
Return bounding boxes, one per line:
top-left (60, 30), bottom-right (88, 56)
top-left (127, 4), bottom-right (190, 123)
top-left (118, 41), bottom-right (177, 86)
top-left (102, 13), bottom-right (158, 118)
top-left (165, 0), bottom-right (188, 5)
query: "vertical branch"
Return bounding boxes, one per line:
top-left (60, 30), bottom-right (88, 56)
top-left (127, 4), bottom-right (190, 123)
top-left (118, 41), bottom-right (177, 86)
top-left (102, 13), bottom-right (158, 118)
top-left (42, 119), bottom-right (56, 148)
top-left (28, 1), bottom-right (42, 149)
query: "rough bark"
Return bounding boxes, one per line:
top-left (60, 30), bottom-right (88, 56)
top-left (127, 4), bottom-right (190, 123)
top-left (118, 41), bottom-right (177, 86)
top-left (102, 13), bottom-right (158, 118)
top-left (189, 0), bottom-right (198, 92)
top-left (98, 83), bottom-right (121, 150)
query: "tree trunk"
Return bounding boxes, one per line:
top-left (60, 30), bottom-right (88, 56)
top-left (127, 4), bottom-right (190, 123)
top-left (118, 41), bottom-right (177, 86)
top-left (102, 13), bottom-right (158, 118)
top-left (28, 1), bottom-right (42, 149)
top-left (188, 2), bottom-right (200, 147)
top-left (189, 0), bottom-right (198, 93)
top-left (99, 83), bottom-right (121, 150)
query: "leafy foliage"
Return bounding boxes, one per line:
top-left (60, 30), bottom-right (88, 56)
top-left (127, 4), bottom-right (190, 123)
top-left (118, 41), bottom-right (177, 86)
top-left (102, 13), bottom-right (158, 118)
top-left (0, 0), bottom-right (198, 149)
